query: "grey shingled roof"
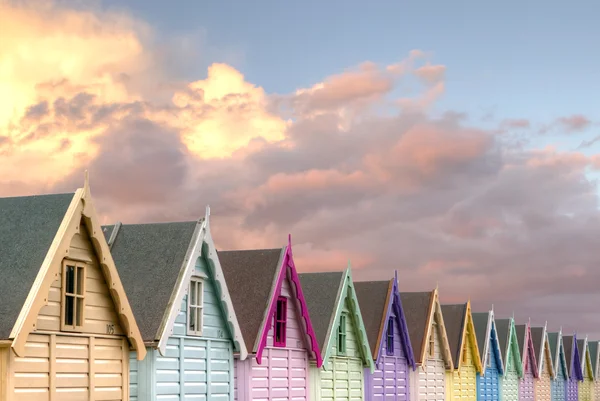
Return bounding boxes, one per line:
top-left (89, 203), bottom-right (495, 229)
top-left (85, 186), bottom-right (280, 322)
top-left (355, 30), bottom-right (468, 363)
top-left (298, 272), bottom-right (345, 352)
top-left (495, 319), bottom-right (511, 363)
top-left (563, 335), bottom-right (575, 375)
top-left (219, 248), bottom-right (284, 353)
top-left (577, 339), bottom-right (586, 366)
top-left (515, 324), bottom-right (526, 359)
top-left (441, 304), bottom-right (467, 367)
top-left (354, 280), bottom-right (392, 358)
top-left (548, 332), bottom-right (559, 361)
top-left (102, 221), bottom-right (199, 342)
top-left (400, 291), bottom-right (433, 364)
top-left (0, 193), bottom-right (74, 339)
top-left (531, 327), bottom-right (544, 367)
top-left (472, 312), bottom-right (489, 363)
top-left (588, 341), bottom-right (598, 378)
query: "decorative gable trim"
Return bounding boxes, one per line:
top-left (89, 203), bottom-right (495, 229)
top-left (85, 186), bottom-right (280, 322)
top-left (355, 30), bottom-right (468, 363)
top-left (555, 329), bottom-right (569, 380)
top-left (537, 323), bottom-right (555, 379)
top-left (9, 173), bottom-right (146, 360)
top-left (321, 265), bottom-right (375, 372)
top-left (155, 207), bottom-right (248, 359)
top-left (455, 301), bottom-right (483, 373)
top-left (571, 333), bottom-right (584, 380)
top-left (522, 322), bottom-right (539, 378)
top-left (593, 341), bottom-right (600, 380)
top-left (420, 287), bottom-right (453, 370)
top-left (390, 271), bottom-right (416, 370)
top-left (581, 337), bottom-right (594, 380)
top-left (505, 318), bottom-right (523, 377)
top-left (481, 308), bottom-right (504, 376)
top-left (255, 235), bottom-right (322, 367)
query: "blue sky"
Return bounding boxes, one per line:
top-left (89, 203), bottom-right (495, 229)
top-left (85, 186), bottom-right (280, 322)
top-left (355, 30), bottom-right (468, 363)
top-left (101, 0), bottom-right (599, 153)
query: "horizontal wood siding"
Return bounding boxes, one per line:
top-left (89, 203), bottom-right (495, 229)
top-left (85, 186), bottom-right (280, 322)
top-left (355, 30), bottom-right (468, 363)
top-left (368, 309), bottom-right (410, 401)
top-left (130, 351), bottom-right (139, 401)
top-left (36, 226), bottom-right (124, 336)
top-left (476, 342), bottom-right (500, 401)
top-left (501, 350), bottom-right (519, 401)
top-left (536, 347), bottom-right (552, 401)
top-left (418, 322), bottom-right (446, 401)
top-left (0, 347), bottom-right (5, 400)
top-left (9, 333), bottom-right (126, 401)
top-left (551, 366), bottom-right (566, 401)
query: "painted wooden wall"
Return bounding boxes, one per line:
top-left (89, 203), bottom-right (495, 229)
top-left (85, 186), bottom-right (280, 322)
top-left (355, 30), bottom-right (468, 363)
top-left (448, 325), bottom-right (477, 401)
top-left (579, 356), bottom-right (593, 401)
top-left (501, 344), bottom-right (519, 401)
top-left (416, 321), bottom-right (446, 401)
top-left (551, 359), bottom-right (566, 401)
top-left (235, 270), bottom-right (309, 401)
top-left (519, 347), bottom-right (535, 401)
top-left (476, 330), bottom-right (500, 401)
top-left (0, 347), bottom-right (6, 400)
top-left (310, 295), bottom-right (364, 401)
top-left (6, 221), bottom-right (131, 401)
top-left (130, 256), bottom-right (234, 401)
top-left (536, 344), bottom-right (553, 401)
top-left (364, 307), bottom-right (410, 401)
top-left (567, 374), bottom-right (579, 401)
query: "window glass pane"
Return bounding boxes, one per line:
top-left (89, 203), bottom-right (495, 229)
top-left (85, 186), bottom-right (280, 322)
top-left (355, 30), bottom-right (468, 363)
top-left (198, 281), bottom-right (203, 304)
top-left (76, 298), bottom-right (84, 326)
top-left (196, 307), bottom-right (202, 332)
top-left (190, 282), bottom-right (197, 306)
top-left (65, 295), bottom-right (74, 326)
top-left (65, 265), bottom-right (75, 294)
top-left (76, 266), bottom-right (84, 295)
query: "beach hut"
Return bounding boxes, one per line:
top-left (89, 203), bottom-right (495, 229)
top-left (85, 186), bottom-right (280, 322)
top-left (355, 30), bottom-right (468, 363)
top-left (0, 175), bottom-right (146, 401)
top-left (563, 334), bottom-right (583, 401)
top-left (531, 324), bottom-right (554, 401)
top-left (495, 318), bottom-right (523, 401)
top-left (516, 323), bottom-right (539, 401)
top-left (104, 207), bottom-right (247, 401)
top-left (354, 272), bottom-right (417, 401)
top-left (472, 309), bottom-right (504, 401)
top-left (298, 267), bottom-right (375, 401)
top-left (577, 338), bottom-right (594, 401)
top-left (441, 302), bottom-right (483, 401)
top-left (548, 330), bottom-right (568, 401)
top-left (587, 341), bottom-right (599, 401)
top-left (218, 238), bottom-right (322, 401)
top-left (400, 288), bottom-right (453, 401)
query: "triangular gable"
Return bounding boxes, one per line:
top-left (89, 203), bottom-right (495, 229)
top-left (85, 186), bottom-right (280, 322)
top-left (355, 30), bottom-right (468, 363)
top-left (455, 302), bottom-right (482, 373)
top-left (497, 318), bottom-right (523, 377)
top-left (391, 271), bottom-right (416, 370)
top-left (532, 324), bottom-right (555, 379)
top-left (588, 340), bottom-right (599, 380)
top-left (472, 309), bottom-right (504, 375)
top-left (254, 236), bottom-right (322, 367)
top-left (578, 338), bottom-right (594, 380)
top-left (8, 174), bottom-right (146, 359)
top-left (549, 330), bottom-right (568, 379)
top-left (321, 265), bottom-right (374, 372)
top-left (402, 288), bottom-right (453, 369)
top-left (564, 334), bottom-right (584, 380)
top-left (108, 207), bottom-right (248, 359)
top-left (516, 323), bottom-right (539, 378)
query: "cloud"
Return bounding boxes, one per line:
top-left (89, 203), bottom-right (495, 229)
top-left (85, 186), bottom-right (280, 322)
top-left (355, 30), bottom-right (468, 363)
top-left (3, 1), bottom-right (600, 338)
top-left (501, 118), bottom-right (531, 129)
top-left (557, 114), bottom-right (591, 133)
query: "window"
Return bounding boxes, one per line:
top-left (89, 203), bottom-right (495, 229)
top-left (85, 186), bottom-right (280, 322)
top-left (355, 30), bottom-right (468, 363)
top-left (429, 330), bottom-right (435, 357)
top-left (61, 260), bottom-right (85, 331)
top-left (386, 317), bottom-right (394, 355)
top-left (338, 313), bottom-right (347, 355)
top-left (188, 278), bottom-right (204, 335)
top-left (274, 297), bottom-right (287, 347)
top-left (462, 342), bottom-right (468, 364)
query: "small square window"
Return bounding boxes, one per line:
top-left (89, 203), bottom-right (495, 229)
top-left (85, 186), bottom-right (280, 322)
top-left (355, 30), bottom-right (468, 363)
top-left (338, 313), bottom-right (347, 355)
top-left (386, 317), bottom-right (394, 355)
top-left (274, 297), bottom-right (287, 347)
top-left (462, 342), bottom-right (468, 364)
top-left (61, 260), bottom-right (86, 332)
top-left (188, 278), bottom-right (204, 335)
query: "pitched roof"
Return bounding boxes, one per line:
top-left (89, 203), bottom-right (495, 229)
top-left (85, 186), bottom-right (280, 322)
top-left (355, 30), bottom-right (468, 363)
top-left (531, 327), bottom-right (544, 362)
top-left (577, 339), bottom-right (586, 366)
top-left (441, 304), bottom-right (467, 366)
top-left (515, 324), bottom-right (527, 359)
top-left (400, 291), bottom-right (433, 364)
top-left (588, 341), bottom-right (598, 378)
top-left (298, 272), bottom-right (344, 351)
top-left (354, 280), bottom-right (392, 358)
top-left (495, 319), bottom-right (511, 363)
top-left (0, 193), bottom-right (74, 339)
top-left (472, 312), bottom-right (489, 362)
top-left (219, 248), bottom-right (284, 353)
top-left (102, 221), bottom-right (199, 342)
top-left (563, 335), bottom-right (577, 377)
top-left (548, 332), bottom-right (559, 361)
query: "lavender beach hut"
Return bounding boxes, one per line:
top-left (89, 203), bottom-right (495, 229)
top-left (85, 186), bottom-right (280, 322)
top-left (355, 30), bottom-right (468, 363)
top-left (516, 323), bottom-right (539, 401)
top-left (563, 334), bottom-right (584, 401)
top-left (355, 272), bottom-right (416, 401)
top-left (219, 237), bottom-right (322, 401)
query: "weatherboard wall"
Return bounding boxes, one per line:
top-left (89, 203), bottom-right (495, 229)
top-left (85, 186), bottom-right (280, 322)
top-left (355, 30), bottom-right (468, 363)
top-left (447, 324), bottom-right (478, 401)
top-left (476, 326), bottom-right (501, 401)
top-left (131, 256), bottom-right (235, 401)
top-left (364, 304), bottom-right (410, 401)
top-left (535, 338), bottom-right (553, 401)
top-left (235, 271), bottom-right (310, 401)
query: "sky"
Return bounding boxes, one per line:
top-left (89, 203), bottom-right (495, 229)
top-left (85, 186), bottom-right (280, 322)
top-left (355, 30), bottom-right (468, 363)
top-left (2, 0), bottom-right (600, 337)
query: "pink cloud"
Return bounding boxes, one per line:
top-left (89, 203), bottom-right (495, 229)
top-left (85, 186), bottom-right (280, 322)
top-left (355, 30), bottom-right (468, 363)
top-left (414, 62), bottom-right (446, 85)
top-left (557, 114), bottom-right (591, 133)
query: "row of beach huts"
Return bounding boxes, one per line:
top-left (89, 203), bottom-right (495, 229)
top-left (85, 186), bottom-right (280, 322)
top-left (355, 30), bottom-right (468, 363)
top-left (0, 179), bottom-right (597, 401)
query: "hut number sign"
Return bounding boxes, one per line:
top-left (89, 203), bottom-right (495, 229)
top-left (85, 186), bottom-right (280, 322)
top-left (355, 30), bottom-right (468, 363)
top-left (106, 323), bottom-right (115, 335)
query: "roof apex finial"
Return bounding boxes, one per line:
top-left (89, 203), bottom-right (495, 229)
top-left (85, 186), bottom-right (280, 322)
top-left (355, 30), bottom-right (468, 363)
top-left (83, 169), bottom-right (90, 197)
top-left (491, 303), bottom-right (494, 312)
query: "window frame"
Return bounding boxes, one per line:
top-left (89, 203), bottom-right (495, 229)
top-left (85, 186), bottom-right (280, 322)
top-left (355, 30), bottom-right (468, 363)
top-left (273, 296), bottom-right (287, 347)
top-left (462, 341), bottom-right (468, 364)
top-left (60, 260), bottom-right (86, 332)
top-left (187, 277), bottom-right (204, 336)
top-left (337, 312), bottom-right (348, 355)
top-left (429, 324), bottom-right (436, 357)
top-left (386, 317), bottom-right (394, 355)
